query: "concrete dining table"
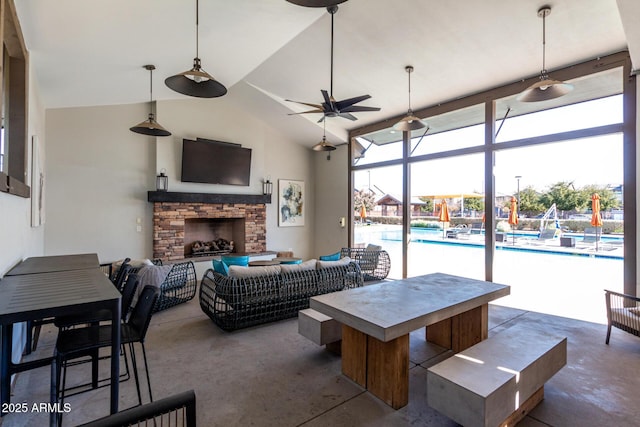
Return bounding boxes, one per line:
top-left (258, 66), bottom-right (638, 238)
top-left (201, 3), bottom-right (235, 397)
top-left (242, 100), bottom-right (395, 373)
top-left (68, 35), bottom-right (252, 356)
top-left (0, 254), bottom-right (121, 426)
top-left (310, 272), bottom-right (510, 409)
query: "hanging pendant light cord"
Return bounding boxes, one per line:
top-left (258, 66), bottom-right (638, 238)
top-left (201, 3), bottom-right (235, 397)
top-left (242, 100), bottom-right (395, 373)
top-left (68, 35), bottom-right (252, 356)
top-left (541, 10), bottom-right (547, 76)
top-left (407, 70), bottom-right (412, 113)
top-left (149, 67), bottom-right (154, 115)
top-left (196, 0), bottom-right (200, 59)
top-left (330, 9), bottom-right (334, 97)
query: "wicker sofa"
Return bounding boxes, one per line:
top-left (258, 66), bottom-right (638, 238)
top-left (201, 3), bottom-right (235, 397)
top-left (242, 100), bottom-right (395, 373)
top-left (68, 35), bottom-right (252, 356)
top-left (199, 259), bottom-right (364, 331)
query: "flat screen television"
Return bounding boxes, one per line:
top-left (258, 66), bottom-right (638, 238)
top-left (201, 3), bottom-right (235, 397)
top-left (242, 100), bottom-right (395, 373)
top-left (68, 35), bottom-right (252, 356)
top-left (181, 138), bottom-right (252, 186)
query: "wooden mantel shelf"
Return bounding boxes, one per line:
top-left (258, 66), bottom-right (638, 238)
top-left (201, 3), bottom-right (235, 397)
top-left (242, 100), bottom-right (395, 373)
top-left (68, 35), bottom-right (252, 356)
top-left (147, 191), bottom-right (271, 204)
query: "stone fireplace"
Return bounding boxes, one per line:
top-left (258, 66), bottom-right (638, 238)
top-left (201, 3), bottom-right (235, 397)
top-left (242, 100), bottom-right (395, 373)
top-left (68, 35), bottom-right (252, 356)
top-left (150, 193), bottom-right (268, 261)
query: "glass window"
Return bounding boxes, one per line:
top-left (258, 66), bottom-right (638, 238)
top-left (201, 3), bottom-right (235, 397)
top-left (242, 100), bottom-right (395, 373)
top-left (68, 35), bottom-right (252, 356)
top-left (352, 129), bottom-right (402, 166)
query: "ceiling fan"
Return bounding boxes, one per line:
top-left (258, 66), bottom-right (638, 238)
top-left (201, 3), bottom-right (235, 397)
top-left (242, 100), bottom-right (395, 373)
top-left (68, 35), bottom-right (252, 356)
top-left (286, 5), bottom-right (380, 122)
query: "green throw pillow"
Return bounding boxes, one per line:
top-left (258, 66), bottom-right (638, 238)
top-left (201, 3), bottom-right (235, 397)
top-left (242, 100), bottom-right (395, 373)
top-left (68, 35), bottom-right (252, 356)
top-left (319, 251), bottom-right (341, 261)
top-left (212, 259), bottom-right (229, 276)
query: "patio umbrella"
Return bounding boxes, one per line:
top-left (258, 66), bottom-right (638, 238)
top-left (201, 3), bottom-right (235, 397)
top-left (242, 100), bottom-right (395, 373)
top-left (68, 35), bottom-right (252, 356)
top-left (438, 199), bottom-right (450, 239)
top-left (360, 203), bottom-right (367, 224)
top-left (508, 196), bottom-right (518, 245)
top-left (591, 193), bottom-right (603, 251)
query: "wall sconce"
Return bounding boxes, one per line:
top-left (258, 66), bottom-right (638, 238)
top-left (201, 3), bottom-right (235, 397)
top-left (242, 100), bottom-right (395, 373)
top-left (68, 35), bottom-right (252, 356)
top-left (262, 177), bottom-right (273, 196)
top-left (156, 169), bottom-right (168, 192)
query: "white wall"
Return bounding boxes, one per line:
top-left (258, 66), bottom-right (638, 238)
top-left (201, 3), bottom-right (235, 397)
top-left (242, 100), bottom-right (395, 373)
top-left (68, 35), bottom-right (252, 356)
top-left (313, 145), bottom-right (349, 256)
top-left (44, 96), bottom-right (316, 263)
top-left (0, 62), bottom-right (46, 366)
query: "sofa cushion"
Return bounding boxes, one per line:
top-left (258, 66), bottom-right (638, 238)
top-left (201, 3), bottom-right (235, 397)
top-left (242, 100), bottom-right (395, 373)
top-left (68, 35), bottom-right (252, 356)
top-left (213, 259), bottom-right (229, 276)
top-left (222, 255), bottom-right (250, 267)
top-left (316, 256), bottom-right (352, 269)
top-left (319, 251), bottom-right (341, 261)
top-left (280, 259), bottom-right (317, 274)
top-left (228, 265), bottom-right (281, 278)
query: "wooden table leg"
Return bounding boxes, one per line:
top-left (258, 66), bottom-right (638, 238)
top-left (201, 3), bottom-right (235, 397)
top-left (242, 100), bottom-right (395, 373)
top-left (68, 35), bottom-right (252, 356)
top-left (341, 325), bottom-right (367, 387)
top-left (426, 303), bottom-right (488, 352)
top-left (367, 334), bottom-right (409, 409)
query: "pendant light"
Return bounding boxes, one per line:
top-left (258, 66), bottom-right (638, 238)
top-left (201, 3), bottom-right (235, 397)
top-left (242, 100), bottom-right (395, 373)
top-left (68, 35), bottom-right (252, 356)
top-left (165, 0), bottom-right (227, 98)
top-left (393, 65), bottom-right (426, 132)
top-left (312, 121), bottom-right (336, 152)
top-left (130, 65), bottom-right (171, 137)
top-left (517, 6), bottom-right (573, 102)
top-left (286, 0), bottom-right (347, 7)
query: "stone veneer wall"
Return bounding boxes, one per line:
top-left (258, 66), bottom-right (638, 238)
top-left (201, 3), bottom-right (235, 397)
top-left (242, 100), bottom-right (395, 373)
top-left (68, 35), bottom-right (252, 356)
top-left (152, 202), bottom-right (266, 261)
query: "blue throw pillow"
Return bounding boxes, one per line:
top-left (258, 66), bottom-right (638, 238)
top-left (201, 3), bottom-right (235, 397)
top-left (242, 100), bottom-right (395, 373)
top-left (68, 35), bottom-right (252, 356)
top-left (221, 255), bottom-right (250, 267)
top-left (319, 251), bottom-right (341, 261)
top-left (212, 259), bottom-right (229, 276)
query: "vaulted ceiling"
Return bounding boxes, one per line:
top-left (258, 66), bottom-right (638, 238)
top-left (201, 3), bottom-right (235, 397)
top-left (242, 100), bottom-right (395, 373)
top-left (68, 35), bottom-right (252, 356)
top-left (14, 0), bottom-right (638, 147)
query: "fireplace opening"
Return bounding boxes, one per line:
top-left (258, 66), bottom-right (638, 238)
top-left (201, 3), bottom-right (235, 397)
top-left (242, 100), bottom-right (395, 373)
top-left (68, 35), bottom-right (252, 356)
top-left (184, 218), bottom-right (246, 257)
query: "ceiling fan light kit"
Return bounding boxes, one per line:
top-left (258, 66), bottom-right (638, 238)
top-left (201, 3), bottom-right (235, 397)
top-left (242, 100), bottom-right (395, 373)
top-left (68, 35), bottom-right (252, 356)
top-left (394, 65), bottom-right (427, 132)
top-left (165, 0), bottom-right (227, 98)
top-left (517, 6), bottom-right (573, 102)
top-left (130, 65), bottom-right (171, 137)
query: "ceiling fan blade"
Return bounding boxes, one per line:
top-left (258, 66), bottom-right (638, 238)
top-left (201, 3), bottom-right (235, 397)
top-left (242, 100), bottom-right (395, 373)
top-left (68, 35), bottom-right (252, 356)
top-left (338, 112), bottom-right (358, 121)
top-left (287, 109), bottom-right (324, 116)
top-left (335, 94), bottom-right (372, 109)
top-left (317, 115), bottom-right (326, 123)
top-left (340, 105), bottom-right (381, 113)
top-left (285, 99), bottom-right (323, 109)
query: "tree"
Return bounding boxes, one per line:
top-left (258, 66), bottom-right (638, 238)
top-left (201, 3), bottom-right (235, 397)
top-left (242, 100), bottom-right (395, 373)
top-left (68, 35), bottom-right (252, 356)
top-left (354, 190), bottom-right (377, 213)
top-left (539, 181), bottom-right (584, 212)
top-left (418, 197), bottom-right (434, 213)
top-left (464, 197), bottom-right (484, 214)
top-left (518, 186), bottom-right (545, 216)
top-left (578, 185), bottom-right (620, 211)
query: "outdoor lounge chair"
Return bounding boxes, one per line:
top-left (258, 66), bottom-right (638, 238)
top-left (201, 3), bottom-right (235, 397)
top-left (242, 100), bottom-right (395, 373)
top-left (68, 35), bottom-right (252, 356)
top-left (446, 224), bottom-right (470, 239)
top-left (341, 245), bottom-right (390, 281)
top-left (605, 290), bottom-right (640, 344)
top-left (469, 222), bottom-right (484, 234)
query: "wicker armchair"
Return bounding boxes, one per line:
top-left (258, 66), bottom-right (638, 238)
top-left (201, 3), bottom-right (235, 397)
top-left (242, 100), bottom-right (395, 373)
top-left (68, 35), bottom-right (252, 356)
top-left (341, 246), bottom-right (390, 281)
top-left (200, 261), bottom-right (364, 331)
top-left (125, 260), bottom-right (198, 313)
top-left (605, 290), bottom-right (640, 344)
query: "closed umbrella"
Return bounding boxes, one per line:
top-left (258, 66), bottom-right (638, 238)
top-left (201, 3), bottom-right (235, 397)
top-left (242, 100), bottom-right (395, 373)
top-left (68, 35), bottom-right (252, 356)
top-left (360, 203), bottom-right (367, 224)
top-left (508, 196), bottom-right (518, 245)
top-left (439, 199), bottom-right (450, 239)
top-left (591, 193), bottom-right (603, 250)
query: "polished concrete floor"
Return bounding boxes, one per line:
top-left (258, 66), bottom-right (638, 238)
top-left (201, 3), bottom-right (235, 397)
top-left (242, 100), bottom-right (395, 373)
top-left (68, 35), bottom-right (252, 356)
top-left (2, 295), bottom-right (639, 426)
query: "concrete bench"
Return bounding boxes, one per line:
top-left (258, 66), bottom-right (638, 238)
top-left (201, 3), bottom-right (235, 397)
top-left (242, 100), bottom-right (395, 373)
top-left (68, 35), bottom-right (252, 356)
top-left (298, 308), bottom-right (342, 354)
top-left (427, 325), bottom-right (567, 427)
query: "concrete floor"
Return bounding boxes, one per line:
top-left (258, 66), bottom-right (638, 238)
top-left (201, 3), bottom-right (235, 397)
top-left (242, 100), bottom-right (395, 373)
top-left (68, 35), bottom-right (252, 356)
top-left (2, 296), bottom-right (639, 426)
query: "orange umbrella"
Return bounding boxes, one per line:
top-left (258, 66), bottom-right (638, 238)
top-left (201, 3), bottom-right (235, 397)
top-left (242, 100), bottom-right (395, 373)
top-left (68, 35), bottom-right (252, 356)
top-left (439, 199), bottom-right (450, 238)
top-left (508, 196), bottom-right (518, 245)
top-left (591, 193), bottom-right (603, 227)
top-left (360, 203), bottom-right (367, 222)
top-left (591, 193), bottom-right (602, 250)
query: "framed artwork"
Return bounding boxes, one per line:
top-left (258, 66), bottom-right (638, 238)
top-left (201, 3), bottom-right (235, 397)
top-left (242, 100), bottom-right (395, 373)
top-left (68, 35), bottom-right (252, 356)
top-left (278, 179), bottom-right (305, 227)
top-left (31, 135), bottom-right (45, 227)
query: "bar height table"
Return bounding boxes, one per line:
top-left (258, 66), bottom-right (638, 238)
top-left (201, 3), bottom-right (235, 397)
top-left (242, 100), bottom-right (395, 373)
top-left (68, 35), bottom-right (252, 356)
top-left (0, 268), bottom-right (121, 424)
top-left (5, 253), bottom-right (100, 276)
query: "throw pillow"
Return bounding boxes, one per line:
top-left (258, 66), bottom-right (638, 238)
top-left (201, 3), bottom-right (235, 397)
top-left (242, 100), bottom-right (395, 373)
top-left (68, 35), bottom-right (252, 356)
top-left (316, 256), bottom-right (352, 269)
top-left (228, 265), bottom-right (281, 278)
top-left (280, 259), bottom-right (317, 274)
top-left (319, 251), bottom-right (341, 261)
top-left (221, 255), bottom-right (250, 267)
top-left (365, 244), bottom-right (382, 252)
top-left (212, 259), bottom-right (229, 276)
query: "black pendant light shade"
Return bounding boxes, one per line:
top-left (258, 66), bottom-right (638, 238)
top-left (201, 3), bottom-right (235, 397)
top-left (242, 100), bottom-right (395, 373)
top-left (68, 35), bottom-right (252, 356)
top-left (165, 0), bottom-right (227, 98)
top-left (517, 6), bottom-right (573, 103)
top-left (394, 65), bottom-right (426, 132)
top-left (286, 0), bottom-right (347, 7)
top-left (130, 65), bottom-right (171, 137)
top-left (165, 58), bottom-right (227, 98)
